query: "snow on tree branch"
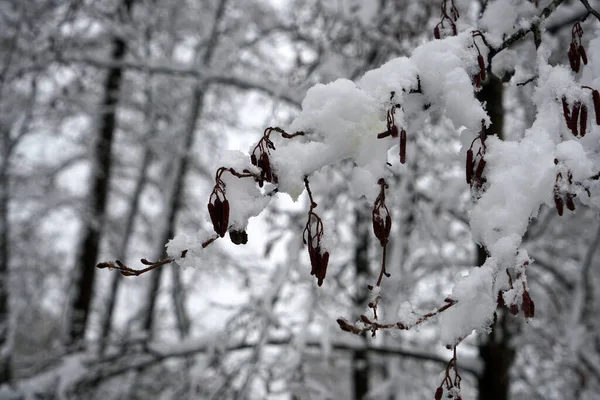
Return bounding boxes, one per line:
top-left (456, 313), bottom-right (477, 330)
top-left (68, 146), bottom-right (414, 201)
top-left (97, 1), bottom-right (600, 397)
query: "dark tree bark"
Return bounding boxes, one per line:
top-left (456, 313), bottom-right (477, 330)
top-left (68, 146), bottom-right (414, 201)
top-left (68, 0), bottom-right (133, 345)
top-left (353, 207), bottom-right (371, 400)
top-left (0, 126), bottom-right (12, 383)
top-left (476, 73), bottom-right (515, 400)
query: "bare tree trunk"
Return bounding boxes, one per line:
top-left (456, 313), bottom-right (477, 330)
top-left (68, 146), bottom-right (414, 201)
top-left (68, 0), bottom-right (133, 345)
top-left (140, 0), bottom-right (228, 341)
top-left (476, 73), bottom-right (514, 400)
top-left (0, 126), bottom-right (12, 383)
top-left (353, 207), bottom-right (371, 400)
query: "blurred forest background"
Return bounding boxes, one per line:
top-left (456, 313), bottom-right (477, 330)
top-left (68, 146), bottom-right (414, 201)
top-left (2, 0), bottom-right (600, 399)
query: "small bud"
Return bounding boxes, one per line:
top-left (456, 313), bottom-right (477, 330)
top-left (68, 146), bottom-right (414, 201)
top-left (229, 229), bottom-right (248, 245)
top-left (360, 314), bottom-right (372, 324)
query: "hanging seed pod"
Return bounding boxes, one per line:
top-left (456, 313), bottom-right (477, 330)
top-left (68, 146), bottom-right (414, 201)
top-left (474, 158), bottom-right (486, 182)
top-left (579, 45), bottom-right (588, 65)
top-left (497, 291), bottom-right (505, 309)
top-left (435, 387), bottom-right (444, 400)
top-left (565, 193), bottom-right (576, 211)
top-left (580, 104), bottom-right (588, 137)
top-left (562, 96), bottom-right (572, 129)
top-left (571, 102), bottom-right (581, 137)
top-left (220, 199), bottom-right (230, 237)
top-left (318, 251), bottom-right (329, 286)
top-left (391, 124), bottom-right (399, 138)
top-left (554, 193), bottom-right (564, 216)
top-left (434, 26), bottom-right (440, 39)
top-left (522, 290), bottom-right (535, 318)
top-left (400, 129), bottom-right (407, 164)
top-left (593, 90), bottom-right (600, 125)
top-left (475, 74), bottom-right (481, 88)
top-left (478, 55), bottom-right (486, 81)
top-left (466, 149), bottom-right (474, 184)
top-left (568, 43), bottom-right (578, 72)
top-left (574, 51), bottom-right (581, 73)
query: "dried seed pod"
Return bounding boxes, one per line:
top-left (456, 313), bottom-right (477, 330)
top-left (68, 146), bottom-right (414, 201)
top-left (554, 193), bottom-right (564, 216)
top-left (562, 96), bottom-right (572, 129)
top-left (400, 129), bottom-right (407, 164)
top-left (435, 387), bottom-right (444, 400)
top-left (522, 290), bottom-right (535, 319)
top-left (509, 304), bottom-right (519, 315)
top-left (220, 199), bottom-right (230, 237)
top-left (250, 153), bottom-right (257, 166)
top-left (474, 158), bottom-right (486, 182)
top-left (497, 291), bottom-right (505, 309)
top-left (434, 26), bottom-right (440, 39)
top-left (593, 90), bottom-right (600, 125)
top-left (579, 45), bottom-right (588, 65)
top-left (574, 51), bottom-right (581, 73)
top-left (475, 74), bottom-right (481, 88)
top-left (466, 149), bottom-right (474, 184)
top-left (571, 102), bottom-right (581, 137)
top-left (580, 104), bottom-right (588, 137)
top-left (317, 251), bottom-right (329, 286)
top-left (391, 124), bottom-right (399, 138)
top-left (565, 193), bottom-right (576, 211)
top-left (569, 43), bottom-right (579, 72)
top-left (360, 314), bottom-right (371, 324)
top-left (478, 55), bottom-right (486, 81)
top-left (228, 229), bottom-right (248, 245)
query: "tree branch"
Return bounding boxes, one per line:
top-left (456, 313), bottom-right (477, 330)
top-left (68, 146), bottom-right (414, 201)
top-left (579, 0), bottom-right (600, 23)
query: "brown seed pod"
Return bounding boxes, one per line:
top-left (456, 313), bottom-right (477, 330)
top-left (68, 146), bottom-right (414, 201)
top-left (475, 74), bottom-right (481, 88)
top-left (220, 199), bottom-right (230, 237)
top-left (569, 43), bottom-right (579, 72)
top-left (435, 387), bottom-right (443, 400)
top-left (579, 45), bottom-right (588, 65)
top-left (466, 149), bottom-right (474, 184)
top-left (593, 90), bottom-right (600, 125)
top-left (571, 102), bottom-right (581, 137)
top-left (522, 290), bottom-right (535, 319)
top-left (580, 104), bottom-right (588, 137)
top-left (474, 158), bottom-right (486, 182)
top-left (391, 124), bottom-right (399, 138)
top-left (554, 193), bottom-right (564, 216)
top-left (434, 26), bottom-right (440, 39)
top-left (565, 193), bottom-right (576, 211)
top-left (400, 129), bottom-right (406, 164)
top-left (250, 153), bottom-right (257, 166)
top-left (562, 96), bottom-right (572, 129)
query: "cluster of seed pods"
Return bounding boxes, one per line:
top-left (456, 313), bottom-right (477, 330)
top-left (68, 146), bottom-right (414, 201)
top-left (562, 88), bottom-right (600, 138)
top-left (302, 177), bottom-right (329, 286)
top-left (465, 120), bottom-right (488, 193)
top-left (433, 0), bottom-right (459, 39)
top-left (434, 350), bottom-right (462, 400)
top-left (472, 31), bottom-right (488, 88)
top-left (377, 102), bottom-right (407, 164)
top-left (553, 159), bottom-right (576, 216)
top-left (496, 261), bottom-right (535, 319)
top-left (250, 127), bottom-right (304, 187)
top-left (568, 22), bottom-right (588, 73)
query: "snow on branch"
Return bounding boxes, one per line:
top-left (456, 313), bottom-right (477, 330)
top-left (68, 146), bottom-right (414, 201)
top-left (97, 1), bottom-right (600, 396)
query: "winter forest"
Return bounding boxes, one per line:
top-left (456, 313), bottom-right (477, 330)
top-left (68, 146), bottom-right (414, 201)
top-left (4, 0), bottom-right (600, 399)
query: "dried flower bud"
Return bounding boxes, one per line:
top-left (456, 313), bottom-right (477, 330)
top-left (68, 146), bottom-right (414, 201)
top-left (400, 129), bottom-right (407, 164)
top-left (571, 102), bottom-right (581, 137)
top-left (522, 290), bottom-right (535, 319)
top-left (565, 193), bottom-right (576, 211)
top-left (580, 104), bottom-right (588, 137)
top-left (554, 193), bottom-right (564, 216)
top-left (360, 314), bottom-right (372, 324)
top-left (435, 386), bottom-right (443, 400)
top-left (250, 153), bottom-right (257, 166)
top-left (593, 90), bottom-right (600, 125)
top-left (562, 96), bottom-right (572, 129)
top-left (568, 43), bottom-right (578, 72)
top-left (466, 149), bottom-right (474, 184)
top-left (579, 45), bottom-right (588, 65)
top-left (391, 124), bottom-right (399, 138)
top-left (229, 229), bottom-right (248, 245)
top-left (474, 158), bottom-right (486, 182)
top-left (434, 26), bottom-right (440, 39)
